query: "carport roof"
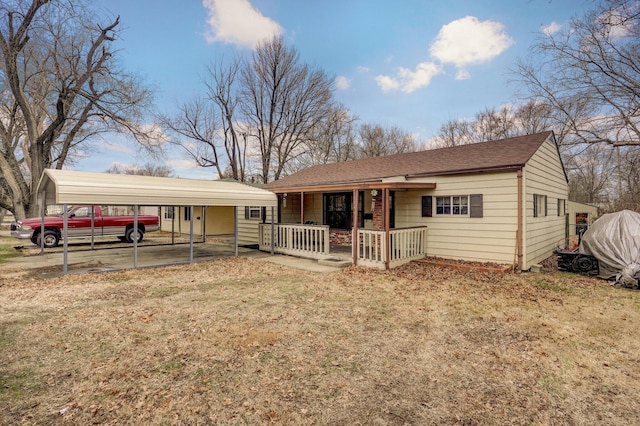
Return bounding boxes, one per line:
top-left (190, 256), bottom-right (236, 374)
top-left (37, 169), bottom-right (278, 207)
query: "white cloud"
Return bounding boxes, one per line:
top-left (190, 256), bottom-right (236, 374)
top-left (356, 66), bottom-right (370, 73)
top-left (102, 140), bottom-right (133, 154)
top-left (335, 76), bottom-right (351, 90)
top-left (430, 16), bottom-right (513, 68)
top-left (203, 0), bottom-right (283, 48)
top-left (375, 75), bottom-right (401, 93)
top-left (542, 21), bottom-right (562, 35)
top-left (377, 15), bottom-right (512, 94)
top-left (139, 122), bottom-right (170, 147)
top-left (376, 62), bottom-right (442, 93)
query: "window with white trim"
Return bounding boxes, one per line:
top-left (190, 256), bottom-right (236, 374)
top-left (164, 207), bottom-right (174, 219)
top-left (245, 206), bottom-right (262, 220)
top-left (436, 195), bottom-right (469, 216)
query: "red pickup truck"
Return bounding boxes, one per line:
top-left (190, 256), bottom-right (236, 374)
top-left (11, 205), bottom-right (160, 248)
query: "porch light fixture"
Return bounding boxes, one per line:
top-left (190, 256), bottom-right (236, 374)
top-left (282, 193), bottom-right (287, 208)
top-left (371, 189), bottom-right (378, 197)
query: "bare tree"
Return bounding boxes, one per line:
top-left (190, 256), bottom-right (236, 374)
top-left (294, 105), bottom-right (359, 169)
top-left (566, 143), bottom-right (617, 205)
top-left (203, 58), bottom-right (246, 181)
top-left (160, 98), bottom-right (225, 178)
top-left (241, 36), bottom-right (334, 183)
top-left (514, 0), bottom-right (640, 147)
top-left (358, 123), bottom-right (417, 157)
top-left (105, 162), bottom-right (174, 177)
top-left (431, 119), bottom-right (474, 148)
top-left (614, 146), bottom-right (640, 211)
top-left (0, 0), bottom-right (154, 219)
top-left (472, 106), bottom-right (517, 141)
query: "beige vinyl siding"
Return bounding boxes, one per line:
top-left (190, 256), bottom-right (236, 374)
top-left (395, 171), bottom-right (519, 265)
top-left (522, 138), bottom-right (568, 268)
top-left (160, 206), bottom-right (235, 236)
top-left (237, 207), bottom-right (275, 246)
top-left (204, 206), bottom-right (235, 235)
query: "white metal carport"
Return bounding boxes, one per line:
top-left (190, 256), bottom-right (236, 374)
top-left (36, 169), bottom-right (278, 274)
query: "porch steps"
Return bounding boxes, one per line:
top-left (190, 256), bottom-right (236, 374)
top-left (317, 257), bottom-right (352, 268)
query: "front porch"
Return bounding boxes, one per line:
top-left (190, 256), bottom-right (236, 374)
top-left (258, 223), bottom-right (428, 269)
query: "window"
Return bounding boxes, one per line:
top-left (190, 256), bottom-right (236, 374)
top-left (452, 196), bottom-right (469, 215)
top-left (324, 192), bottom-right (351, 229)
top-left (184, 206), bottom-right (192, 221)
top-left (436, 197), bottom-right (450, 215)
top-left (557, 199), bottom-right (566, 216)
top-left (245, 206), bottom-right (262, 220)
top-left (71, 206), bottom-right (91, 218)
top-left (164, 207), bottom-right (174, 219)
top-left (533, 194), bottom-right (547, 217)
top-left (436, 196), bottom-right (469, 216)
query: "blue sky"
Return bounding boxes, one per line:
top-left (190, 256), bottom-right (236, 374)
top-left (79, 0), bottom-right (586, 179)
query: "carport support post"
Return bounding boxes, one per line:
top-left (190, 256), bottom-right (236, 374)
top-left (202, 206), bottom-right (206, 243)
top-left (63, 204), bottom-right (68, 275)
top-left (171, 206), bottom-right (175, 245)
top-left (234, 206), bottom-right (238, 257)
top-left (90, 205), bottom-right (95, 250)
top-left (39, 192), bottom-right (45, 254)
top-left (189, 205), bottom-right (194, 263)
top-left (133, 205), bottom-right (138, 268)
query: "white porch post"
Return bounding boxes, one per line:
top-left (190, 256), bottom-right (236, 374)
top-left (384, 188), bottom-right (390, 270)
top-left (271, 206), bottom-right (275, 255)
top-left (352, 188), bottom-right (359, 266)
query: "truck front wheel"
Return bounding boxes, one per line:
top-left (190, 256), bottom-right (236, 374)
top-left (38, 230), bottom-right (60, 248)
top-left (125, 227), bottom-right (144, 243)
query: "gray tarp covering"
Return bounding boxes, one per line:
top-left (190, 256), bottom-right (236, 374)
top-left (580, 210), bottom-right (640, 286)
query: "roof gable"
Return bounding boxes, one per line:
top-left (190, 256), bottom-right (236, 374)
top-left (266, 131), bottom-right (555, 190)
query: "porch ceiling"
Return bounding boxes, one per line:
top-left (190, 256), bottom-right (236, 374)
top-left (268, 181), bottom-right (436, 194)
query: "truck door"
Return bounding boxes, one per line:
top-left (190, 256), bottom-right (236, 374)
top-left (67, 206), bottom-right (101, 237)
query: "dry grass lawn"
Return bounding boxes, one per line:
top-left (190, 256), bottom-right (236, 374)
top-left (1, 249), bottom-right (640, 424)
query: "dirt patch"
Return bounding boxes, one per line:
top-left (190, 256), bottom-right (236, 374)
top-left (1, 257), bottom-right (639, 425)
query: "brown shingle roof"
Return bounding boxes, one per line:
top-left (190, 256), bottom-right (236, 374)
top-left (265, 131), bottom-right (555, 190)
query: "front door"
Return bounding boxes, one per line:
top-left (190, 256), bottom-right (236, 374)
top-left (324, 192), bottom-right (352, 229)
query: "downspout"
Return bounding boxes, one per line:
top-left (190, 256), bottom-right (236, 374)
top-left (517, 169), bottom-right (523, 270)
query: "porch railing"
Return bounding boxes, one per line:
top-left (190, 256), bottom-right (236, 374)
top-left (357, 226), bottom-right (428, 269)
top-left (259, 223), bottom-right (330, 259)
